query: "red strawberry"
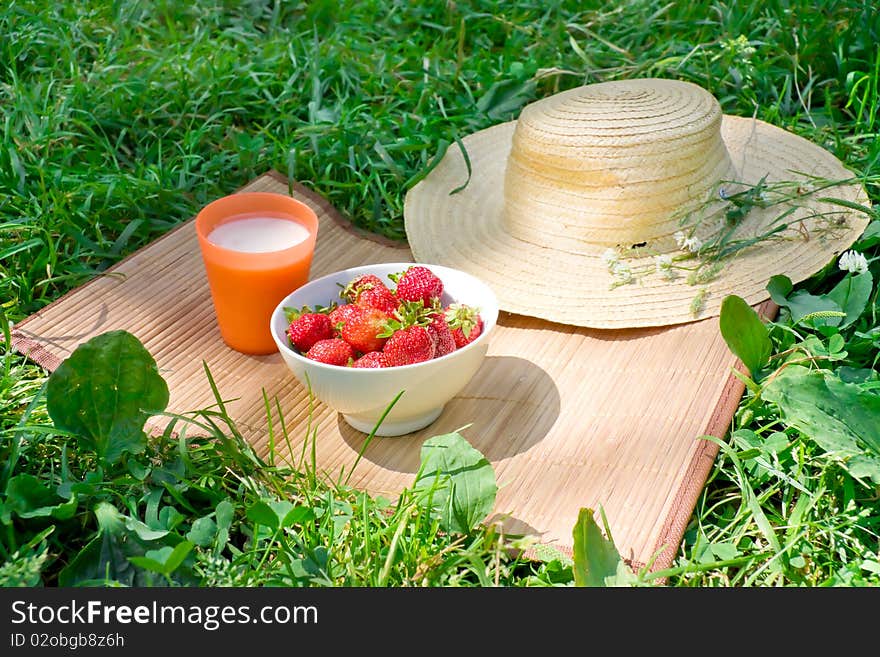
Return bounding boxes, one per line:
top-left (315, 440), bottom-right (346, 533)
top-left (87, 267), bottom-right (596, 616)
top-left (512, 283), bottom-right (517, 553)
top-left (357, 284), bottom-right (399, 314)
top-left (340, 306), bottom-right (390, 353)
top-left (382, 326), bottom-right (436, 366)
top-left (342, 274), bottom-right (399, 314)
top-left (328, 304), bottom-right (361, 336)
top-left (353, 351), bottom-right (387, 368)
top-left (445, 304), bottom-right (483, 348)
top-left (305, 338), bottom-right (355, 366)
top-left (427, 312), bottom-right (456, 358)
top-left (392, 266), bottom-right (443, 307)
top-left (341, 274), bottom-right (384, 303)
top-left (286, 313), bottom-right (334, 352)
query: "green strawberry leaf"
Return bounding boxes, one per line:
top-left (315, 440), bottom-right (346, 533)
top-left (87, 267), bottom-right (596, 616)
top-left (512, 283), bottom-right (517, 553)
top-left (284, 303), bottom-right (337, 322)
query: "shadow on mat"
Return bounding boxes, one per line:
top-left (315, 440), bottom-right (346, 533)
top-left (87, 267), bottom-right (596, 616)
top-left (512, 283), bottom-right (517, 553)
top-left (337, 355), bottom-right (560, 475)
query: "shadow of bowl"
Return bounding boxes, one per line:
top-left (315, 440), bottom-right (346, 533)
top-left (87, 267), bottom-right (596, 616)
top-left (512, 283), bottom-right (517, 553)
top-left (338, 355), bottom-right (561, 474)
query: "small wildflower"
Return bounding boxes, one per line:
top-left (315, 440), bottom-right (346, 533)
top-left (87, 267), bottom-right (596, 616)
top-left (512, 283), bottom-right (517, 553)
top-left (674, 230), bottom-right (702, 253)
top-left (838, 250), bottom-right (868, 274)
top-left (797, 182), bottom-right (815, 195)
top-left (611, 261), bottom-right (633, 284)
top-left (602, 248), bottom-right (619, 269)
top-left (678, 234), bottom-right (703, 253)
top-left (718, 187), bottom-right (729, 200)
top-left (725, 35), bottom-right (756, 58)
top-left (654, 254), bottom-right (676, 280)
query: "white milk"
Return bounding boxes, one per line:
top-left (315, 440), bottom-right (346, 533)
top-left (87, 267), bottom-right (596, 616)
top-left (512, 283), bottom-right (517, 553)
top-left (207, 216), bottom-right (311, 253)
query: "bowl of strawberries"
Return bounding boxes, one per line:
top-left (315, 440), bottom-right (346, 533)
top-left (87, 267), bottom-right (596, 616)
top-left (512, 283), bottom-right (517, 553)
top-left (269, 263), bottom-right (498, 436)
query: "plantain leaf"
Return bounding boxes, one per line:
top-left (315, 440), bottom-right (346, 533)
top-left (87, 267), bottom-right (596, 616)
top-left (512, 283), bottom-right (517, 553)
top-left (766, 274), bottom-right (842, 325)
top-left (414, 432), bottom-right (497, 534)
top-left (572, 507), bottom-right (637, 587)
top-left (1, 474), bottom-right (78, 524)
top-left (826, 271), bottom-right (873, 328)
top-left (719, 295), bottom-right (772, 378)
top-left (46, 330), bottom-right (169, 464)
top-left (763, 365), bottom-right (880, 483)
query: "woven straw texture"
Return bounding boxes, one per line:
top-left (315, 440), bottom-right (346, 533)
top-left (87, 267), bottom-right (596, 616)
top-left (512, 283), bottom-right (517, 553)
top-left (405, 79), bottom-right (868, 329)
top-left (11, 172), bottom-right (774, 571)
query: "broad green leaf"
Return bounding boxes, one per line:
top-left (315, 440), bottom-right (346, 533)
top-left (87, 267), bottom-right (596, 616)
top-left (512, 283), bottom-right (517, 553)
top-left (59, 533), bottom-right (138, 586)
top-left (46, 330), bottom-right (169, 464)
top-left (126, 555), bottom-right (166, 575)
top-left (129, 542), bottom-right (193, 577)
top-left (414, 432), bottom-right (498, 534)
top-left (244, 499), bottom-right (312, 531)
top-left (719, 295), bottom-right (771, 377)
top-left (214, 500), bottom-right (234, 553)
top-left (764, 366), bottom-right (880, 483)
top-left (572, 508), bottom-right (636, 587)
top-left (281, 505), bottom-right (315, 528)
top-left (785, 291), bottom-right (842, 324)
top-left (848, 455), bottom-right (880, 482)
top-left (3, 474), bottom-right (54, 521)
top-left (766, 274), bottom-right (793, 305)
top-left (838, 367), bottom-right (878, 384)
top-left (159, 541), bottom-right (193, 574)
top-left (854, 220), bottom-right (880, 249)
top-left (826, 271), bottom-right (873, 328)
top-left (158, 505), bottom-right (185, 532)
top-left (187, 516), bottom-right (217, 547)
top-left (710, 541), bottom-right (741, 561)
top-left (1, 474), bottom-right (79, 524)
top-left (828, 333), bottom-right (846, 355)
top-left (125, 517), bottom-right (169, 541)
top-left (59, 502), bottom-right (136, 586)
top-left (766, 275), bottom-right (842, 324)
top-left (824, 376), bottom-right (880, 454)
top-left (246, 500), bottom-right (281, 530)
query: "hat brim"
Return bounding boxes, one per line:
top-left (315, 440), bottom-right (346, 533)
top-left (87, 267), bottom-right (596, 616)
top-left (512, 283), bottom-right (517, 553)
top-left (404, 115), bottom-right (870, 328)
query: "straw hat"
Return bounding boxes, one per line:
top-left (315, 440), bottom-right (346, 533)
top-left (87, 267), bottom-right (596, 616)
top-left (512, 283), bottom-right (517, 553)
top-left (404, 78), bottom-right (870, 328)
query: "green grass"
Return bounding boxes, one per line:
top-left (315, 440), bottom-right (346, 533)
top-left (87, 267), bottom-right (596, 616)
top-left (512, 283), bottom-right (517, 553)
top-left (1, 0), bottom-right (879, 587)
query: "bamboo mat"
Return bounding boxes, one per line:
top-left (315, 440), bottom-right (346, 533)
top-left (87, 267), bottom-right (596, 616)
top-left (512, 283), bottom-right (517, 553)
top-left (11, 171), bottom-right (773, 572)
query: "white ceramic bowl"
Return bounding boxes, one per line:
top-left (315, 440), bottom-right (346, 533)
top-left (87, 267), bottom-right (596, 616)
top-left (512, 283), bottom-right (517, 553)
top-left (270, 263), bottom-right (498, 437)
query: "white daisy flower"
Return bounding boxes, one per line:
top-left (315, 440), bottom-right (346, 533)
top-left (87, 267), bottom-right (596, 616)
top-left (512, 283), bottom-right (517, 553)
top-left (838, 250), bottom-right (868, 274)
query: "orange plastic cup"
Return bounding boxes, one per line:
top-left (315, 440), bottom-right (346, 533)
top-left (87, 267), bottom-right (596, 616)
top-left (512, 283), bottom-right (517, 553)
top-left (195, 192), bottom-right (319, 355)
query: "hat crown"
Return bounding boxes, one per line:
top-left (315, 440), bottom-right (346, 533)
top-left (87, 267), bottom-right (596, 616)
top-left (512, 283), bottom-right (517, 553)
top-left (502, 78), bottom-right (735, 251)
